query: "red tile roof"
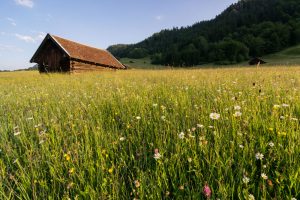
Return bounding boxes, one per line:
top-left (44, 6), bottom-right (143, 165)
top-left (51, 34), bottom-right (125, 69)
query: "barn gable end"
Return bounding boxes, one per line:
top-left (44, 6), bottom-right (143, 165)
top-left (30, 34), bottom-right (125, 73)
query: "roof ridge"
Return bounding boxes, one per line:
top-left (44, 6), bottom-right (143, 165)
top-left (51, 34), bottom-right (107, 53)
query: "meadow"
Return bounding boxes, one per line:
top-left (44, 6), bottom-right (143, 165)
top-left (0, 67), bottom-right (299, 199)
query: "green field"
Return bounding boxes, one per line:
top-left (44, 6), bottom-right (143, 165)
top-left (120, 45), bottom-right (300, 69)
top-left (0, 67), bottom-right (299, 199)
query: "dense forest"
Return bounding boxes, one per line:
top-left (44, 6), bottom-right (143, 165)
top-left (107, 0), bottom-right (300, 66)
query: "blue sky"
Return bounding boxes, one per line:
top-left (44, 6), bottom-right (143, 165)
top-left (0, 0), bottom-right (238, 70)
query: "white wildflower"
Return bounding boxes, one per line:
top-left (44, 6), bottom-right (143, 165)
top-left (197, 124), bottom-right (204, 128)
top-left (290, 117), bottom-right (298, 121)
top-left (136, 116), bottom-right (141, 120)
top-left (234, 105), bottom-right (241, 110)
top-left (233, 111), bottom-right (242, 117)
top-left (243, 176), bottom-right (250, 184)
top-left (261, 173), bottom-right (268, 180)
top-left (154, 152), bottom-right (161, 160)
top-left (281, 103), bottom-right (289, 107)
top-left (119, 137), bottom-right (126, 141)
top-left (178, 132), bottom-right (185, 139)
top-left (255, 152), bottom-right (264, 160)
top-left (210, 112), bottom-right (220, 120)
top-left (268, 142), bottom-right (274, 147)
top-left (248, 194), bottom-right (255, 200)
top-left (239, 144), bottom-right (244, 149)
top-left (14, 132), bottom-right (21, 136)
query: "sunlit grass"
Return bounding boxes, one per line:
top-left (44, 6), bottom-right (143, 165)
top-left (0, 67), bottom-right (299, 199)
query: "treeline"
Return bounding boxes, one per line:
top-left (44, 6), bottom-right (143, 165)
top-left (107, 0), bottom-right (300, 66)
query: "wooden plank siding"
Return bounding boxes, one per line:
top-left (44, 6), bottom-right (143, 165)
top-left (34, 39), bottom-right (70, 73)
top-left (70, 60), bottom-right (114, 73)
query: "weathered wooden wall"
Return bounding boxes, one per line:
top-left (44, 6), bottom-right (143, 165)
top-left (70, 60), bottom-right (114, 73)
top-left (35, 39), bottom-right (70, 73)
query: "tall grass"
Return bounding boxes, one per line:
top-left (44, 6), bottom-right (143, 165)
top-left (0, 67), bottom-right (299, 199)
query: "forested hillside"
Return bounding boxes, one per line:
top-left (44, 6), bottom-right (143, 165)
top-left (107, 0), bottom-right (300, 66)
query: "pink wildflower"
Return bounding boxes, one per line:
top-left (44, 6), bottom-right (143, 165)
top-left (203, 183), bottom-right (212, 199)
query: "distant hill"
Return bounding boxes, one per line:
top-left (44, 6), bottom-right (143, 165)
top-left (108, 0), bottom-right (300, 66)
top-left (25, 64), bottom-right (38, 71)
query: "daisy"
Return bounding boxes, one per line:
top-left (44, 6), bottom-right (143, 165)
top-left (210, 112), bottom-right (220, 120)
top-left (255, 152), bottom-right (264, 160)
top-left (178, 132), bottom-right (185, 139)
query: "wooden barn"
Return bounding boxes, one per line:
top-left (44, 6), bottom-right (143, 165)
top-left (249, 57), bottom-right (267, 65)
top-left (30, 34), bottom-right (126, 73)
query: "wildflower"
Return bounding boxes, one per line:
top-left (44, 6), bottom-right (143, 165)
top-left (261, 173), bottom-right (268, 180)
top-left (291, 198), bottom-right (297, 200)
top-left (233, 111), bottom-right (242, 117)
top-left (191, 127), bottom-right (196, 132)
top-left (210, 112), bottom-right (220, 120)
top-left (273, 104), bottom-right (281, 109)
top-left (234, 105), bottom-right (241, 110)
top-left (161, 116), bottom-right (166, 120)
top-left (64, 153), bottom-right (71, 161)
top-left (108, 167), bottom-right (113, 174)
top-left (153, 148), bottom-right (162, 160)
top-left (255, 152), bottom-right (264, 160)
top-left (268, 142), bottom-right (274, 147)
top-left (290, 117), bottom-right (298, 121)
top-left (281, 103), bottom-right (289, 107)
top-left (197, 124), bottom-right (204, 128)
top-left (248, 194), bottom-right (255, 200)
top-left (14, 132), bottom-right (21, 136)
top-left (278, 132), bottom-right (287, 136)
top-left (267, 179), bottom-right (273, 187)
top-left (280, 116), bottom-right (285, 119)
top-left (69, 168), bottom-right (75, 174)
top-left (119, 137), bottom-right (126, 141)
top-left (136, 116), bottom-right (141, 120)
top-left (187, 157), bottom-right (192, 163)
top-left (134, 180), bottom-right (140, 188)
top-left (202, 183), bottom-right (212, 198)
top-left (208, 125), bottom-right (214, 129)
top-left (263, 165), bottom-right (267, 169)
top-left (178, 132), bottom-right (185, 139)
top-left (179, 185), bottom-right (184, 190)
top-left (243, 176), bottom-right (250, 184)
top-left (153, 103), bottom-right (158, 107)
top-left (239, 144), bottom-right (244, 149)
top-left (67, 182), bottom-right (74, 189)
